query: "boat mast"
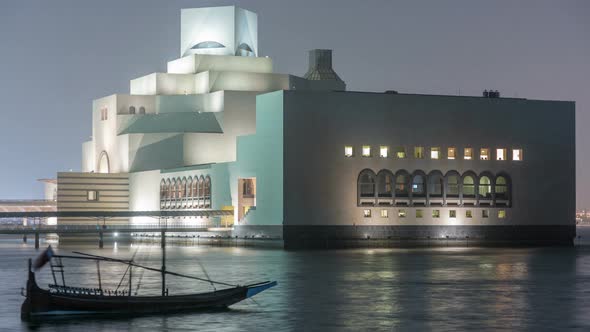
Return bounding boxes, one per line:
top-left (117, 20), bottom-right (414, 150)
top-left (96, 260), bottom-right (102, 294)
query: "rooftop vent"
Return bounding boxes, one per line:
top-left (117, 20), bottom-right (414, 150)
top-left (304, 49), bottom-right (344, 82)
top-left (483, 90), bottom-right (501, 98)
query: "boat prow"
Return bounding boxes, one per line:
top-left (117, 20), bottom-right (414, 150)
top-left (246, 281), bottom-right (278, 298)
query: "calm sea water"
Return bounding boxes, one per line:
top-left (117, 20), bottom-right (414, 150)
top-left (2, 229), bottom-right (590, 332)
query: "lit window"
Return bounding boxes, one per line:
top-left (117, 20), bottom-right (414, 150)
top-left (396, 147), bottom-right (406, 159)
top-left (482, 210), bottom-right (489, 218)
top-left (381, 209), bottom-right (388, 218)
top-left (362, 145), bottom-right (371, 157)
top-left (448, 147), bottom-right (456, 160)
top-left (464, 148), bottom-right (473, 160)
top-left (363, 209), bottom-right (371, 218)
top-left (431, 147), bottom-right (440, 160)
top-left (87, 190), bottom-right (98, 201)
top-left (449, 210), bottom-right (457, 218)
top-left (480, 148), bottom-right (490, 160)
top-left (513, 149), bottom-right (523, 161)
top-left (414, 147), bottom-right (424, 159)
top-left (496, 148), bottom-right (507, 161)
top-left (398, 210), bottom-right (406, 218)
top-left (466, 210), bottom-right (473, 218)
top-left (432, 210), bottom-right (440, 218)
top-left (498, 210), bottom-right (506, 218)
top-left (380, 146), bottom-right (389, 158)
top-left (416, 209), bottom-right (423, 218)
top-left (344, 146), bottom-right (353, 157)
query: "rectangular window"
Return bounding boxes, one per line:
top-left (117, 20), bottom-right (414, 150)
top-left (380, 146), bottom-right (389, 158)
top-left (464, 148), bottom-right (473, 160)
top-left (431, 147), bottom-right (440, 160)
top-left (416, 209), bottom-right (423, 218)
top-left (513, 149), bottom-right (523, 161)
top-left (482, 210), bottom-right (489, 218)
top-left (87, 190), bottom-right (98, 201)
top-left (398, 209), bottom-right (406, 218)
top-left (496, 148), bottom-right (507, 161)
top-left (363, 209), bottom-right (371, 218)
top-left (449, 210), bottom-right (457, 218)
top-left (498, 210), bottom-right (506, 218)
top-left (381, 209), bottom-right (388, 218)
top-left (100, 108), bottom-right (108, 121)
top-left (466, 210), bottom-right (472, 218)
top-left (432, 210), bottom-right (440, 218)
top-left (448, 147), bottom-right (456, 160)
top-left (344, 146), bottom-right (353, 157)
top-left (480, 148), bottom-right (490, 160)
top-left (396, 147), bottom-right (406, 159)
top-left (414, 147), bottom-right (424, 159)
top-left (362, 145), bottom-right (371, 157)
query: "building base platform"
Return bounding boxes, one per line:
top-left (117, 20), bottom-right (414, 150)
top-left (283, 225), bottom-right (576, 249)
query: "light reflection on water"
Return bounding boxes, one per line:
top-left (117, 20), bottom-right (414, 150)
top-left (1, 229), bottom-right (590, 331)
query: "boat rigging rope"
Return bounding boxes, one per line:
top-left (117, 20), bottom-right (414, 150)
top-left (115, 248), bottom-right (138, 292)
top-left (134, 247), bottom-right (151, 295)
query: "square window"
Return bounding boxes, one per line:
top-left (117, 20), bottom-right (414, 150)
top-left (398, 209), bottom-right (406, 218)
top-left (496, 148), bottom-right (507, 161)
top-left (466, 210), bottom-right (473, 218)
top-left (513, 149), bottom-right (523, 161)
top-left (448, 147), bottom-right (456, 160)
top-left (480, 148), bottom-right (490, 160)
top-left (416, 209), bottom-right (423, 218)
top-left (414, 147), bottom-right (424, 159)
top-left (464, 148), bottom-right (473, 160)
top-left (449, 210), bottom-right (457, 218)
top-left (432, 210), bottom-right (440, 218)
top-left (363, 209), bottom-right (371, 218)
top-left (87, 190), bottom-right (98, 201)
top-left (381, 209), bottom-right (388, 218)
top-left (482, 210), bottom-right (489, 218)
top-left (498, 210), bottom-right (506, 218)
top-left (344, 146), bottom-right (353, 157)
top-left (380, 146), bottom-right (389, 158)
top-left (362, 145), bottom-right (371, 157)
top-left (431, 147), bottom-right (440, 159)
top-left (396, 147), bottom-right (406, 159)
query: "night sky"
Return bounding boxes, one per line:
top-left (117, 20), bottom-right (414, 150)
top-left (0, 0), bottom-right (588, 207)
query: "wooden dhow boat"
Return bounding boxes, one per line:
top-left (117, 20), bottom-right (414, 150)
top-left (21, 246), bottom-right (277, 321)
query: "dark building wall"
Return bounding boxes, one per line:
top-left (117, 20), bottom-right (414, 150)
top-left (281, 90), bottom-right (575, 246)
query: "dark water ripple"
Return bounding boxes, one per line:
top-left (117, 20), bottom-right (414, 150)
top-left (1, 228), bottom-right (590, 331)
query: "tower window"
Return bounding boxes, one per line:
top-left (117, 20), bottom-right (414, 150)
top-left (87, 190), bottom-right (98, 201)
top-left (480, 148), bottom-right (490, 160)
top-left (396, 147), bottom-right (406, 159)
top-left (482, 210), bottom-right (489, 218)
top-left (498, 210), bottom-right (506, 218)
top-left (380, 209), bottom-right (388, 218)
top-left (398, 210), bottom-right (406, 218)
top-left (513, 149), bottom-right (523, 161)
top-left (431, 147), bottom-right (440, 159)
top-left (466, 210), bottom-right (473, 218)
top-left (414, 147), bottom-right (424, 159)
top-left (448, 147), bottom-right (456, 160)
top-left (464, 148), bottom-right (473, 160)
top-left (363, 209), bottom-right (371, 218)
top-left (362, 145), bottom-right (371, 157)
top-left (496, 148), bottom-right (507, 161)
top-left (449, 210), bottom-right (457, 218)
top-left (432, 210), bottom-right (440, 218)
top-left (380, 146), bottom-right (389, 158)
top-left (416, 209), bottom-right (423, 218)
top-left (344, 146), bottom-right (353, 157)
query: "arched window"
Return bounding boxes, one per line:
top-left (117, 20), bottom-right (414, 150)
top-left (139, 106), bottom-right (145, 114)
top-left (204, 176), bottom-right (211, 208)
top-left (180, 178), bottom-right (187, 200)
top-left (495, 174), bottom-right (511, 207)
top-left (97, 151), bottom-right (110, 174)
top-left (445, 171), bottom-right (460, 198)
top-left (358, 169), bottom-right (376, 198)
top-left (192, 177), bottom-right (198, 208)
top-left (427, 171), bottom-right (443, 197)
top-left (411, 173), bottom-right (426, 197)
top-left (165, 179), bottom-right (171, 200)
top-left (160, 180), bottom-right (166, 209)
top-left (171, 179), bottom-right (177, 204)
top-left (129, 106), bottom-right (136, 115)
top-left (187, 177), bottom-right (193, 207)
top-left (198, 176), bottom-right (205, 207)
top-left (462, 175), bottom-right (476, 198)
top-left (376, 170), bottom-right (394, 198)
top-left (395, 171), bottom-right (410, 198)
top-left (479, 176), bottom-right (492, 199)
